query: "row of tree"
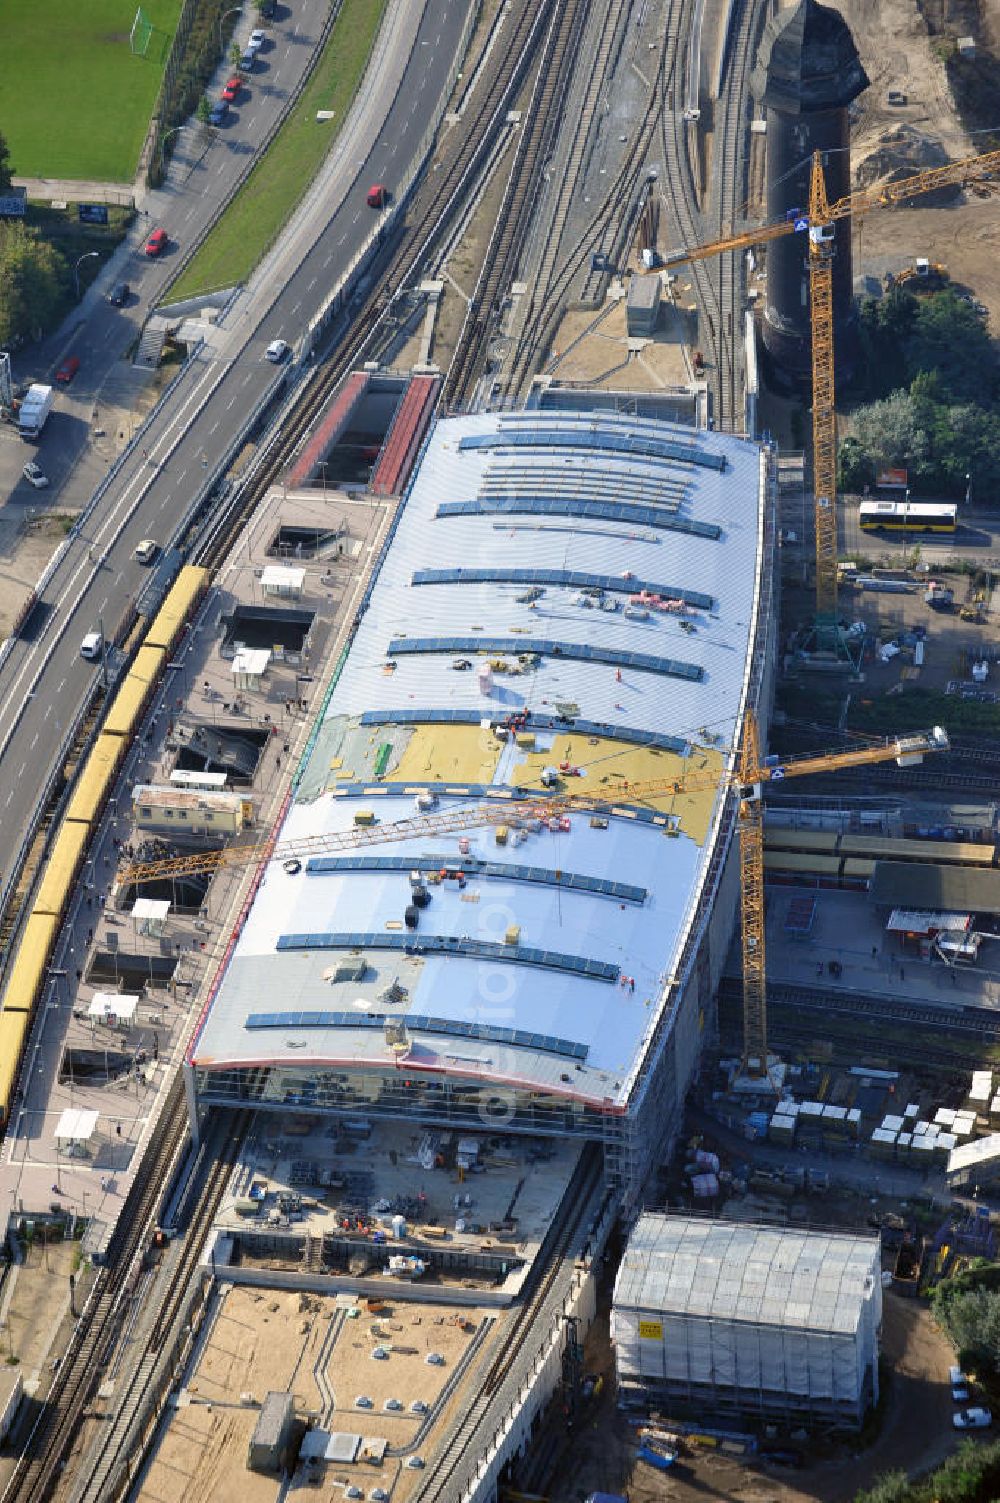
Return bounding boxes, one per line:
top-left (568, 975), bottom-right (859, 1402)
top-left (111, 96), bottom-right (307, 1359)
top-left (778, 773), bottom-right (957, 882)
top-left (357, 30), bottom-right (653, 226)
top-left (839, 286), bottom-right (1000, 499)
top-left (0, 132), bottom-right (68, 349)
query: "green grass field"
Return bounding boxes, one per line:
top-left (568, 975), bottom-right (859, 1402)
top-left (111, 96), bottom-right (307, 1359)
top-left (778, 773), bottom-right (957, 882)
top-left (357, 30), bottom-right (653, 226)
top-left (169, 0), bottom-right (389, 300)
top-left (0, 0), bottom-right (181, 182)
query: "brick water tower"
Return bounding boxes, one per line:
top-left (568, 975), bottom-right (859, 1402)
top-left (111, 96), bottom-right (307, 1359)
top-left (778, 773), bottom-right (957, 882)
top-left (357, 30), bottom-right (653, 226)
top-left (751, 0), bottom-right (869, 383)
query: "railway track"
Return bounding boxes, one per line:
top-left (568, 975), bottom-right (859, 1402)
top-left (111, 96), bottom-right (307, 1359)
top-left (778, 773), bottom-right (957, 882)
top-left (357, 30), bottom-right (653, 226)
top-left (194, 0), bottom-right (558, 566)
top-left (67, 1112), bottom-right (249, 1503)
top-left (412, 1145), bottom-right (606, 1503)
top-left (1, 1082), bottom-right (190, 1503)
top-left (708, 0), bottom-right (758, 432)
top-left (503, 1), bottom-right (676, 400)
top-left (718, 978), bottom-right (1000, 1072)
top-left (443, 0), bottom-right (590, 408)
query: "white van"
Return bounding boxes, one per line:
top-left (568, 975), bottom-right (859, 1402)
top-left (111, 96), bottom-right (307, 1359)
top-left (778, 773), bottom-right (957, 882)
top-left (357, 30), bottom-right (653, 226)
top-left (80, 631), bottom-right (103, 661)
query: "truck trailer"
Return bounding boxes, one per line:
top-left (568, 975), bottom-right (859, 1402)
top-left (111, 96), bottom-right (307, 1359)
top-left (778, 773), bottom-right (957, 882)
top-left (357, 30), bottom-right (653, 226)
top-left (18, 384), bottom-right (54, 440)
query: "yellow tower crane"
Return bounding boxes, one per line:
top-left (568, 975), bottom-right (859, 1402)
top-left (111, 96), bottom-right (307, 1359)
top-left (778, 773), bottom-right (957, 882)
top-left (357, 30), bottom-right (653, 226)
top-left (119, 716), bottom-right (949, 1078)
top-left (664, 146), bottom-right (1000, 620)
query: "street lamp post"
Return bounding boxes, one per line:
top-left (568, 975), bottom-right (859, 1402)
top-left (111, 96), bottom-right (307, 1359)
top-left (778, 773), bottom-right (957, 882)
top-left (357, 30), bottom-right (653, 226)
top-left (74, 251), bottom-right (100, 300)
top-left (220, 5), bottom-right (242, 51)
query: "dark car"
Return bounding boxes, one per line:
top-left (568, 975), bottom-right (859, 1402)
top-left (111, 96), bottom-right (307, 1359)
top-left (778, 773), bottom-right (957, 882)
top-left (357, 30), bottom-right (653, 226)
top-left (209, 99), bottom-right (229, 125)
top-left (239, 49), bottom-right (256, 72)
top-left (55, 355), bottom-right (80, 385)
top-left (109, 281), bottom-right (131, 307)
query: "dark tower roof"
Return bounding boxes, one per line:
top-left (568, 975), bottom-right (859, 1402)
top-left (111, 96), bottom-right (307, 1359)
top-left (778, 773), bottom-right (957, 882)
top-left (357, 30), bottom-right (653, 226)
top-left (751, 0), bottom-right (869, 115)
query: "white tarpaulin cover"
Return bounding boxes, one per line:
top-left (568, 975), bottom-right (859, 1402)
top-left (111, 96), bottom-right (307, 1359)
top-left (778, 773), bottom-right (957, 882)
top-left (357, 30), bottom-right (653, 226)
top-left (55, 1108), bottom-right (99, 1143)
top-left (612, 1214), bottom-right (880, 1411)
top-left (89, 993), bottom-right (139, 1023)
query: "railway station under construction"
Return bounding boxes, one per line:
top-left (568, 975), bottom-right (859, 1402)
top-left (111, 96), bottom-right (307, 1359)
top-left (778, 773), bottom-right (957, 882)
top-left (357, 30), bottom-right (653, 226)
top-left (185, 405), bottom-right (777, 1213)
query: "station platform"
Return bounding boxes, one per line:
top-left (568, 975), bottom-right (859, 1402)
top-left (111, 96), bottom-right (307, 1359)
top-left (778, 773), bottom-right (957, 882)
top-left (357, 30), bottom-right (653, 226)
top-left (0, 488), bottom-right (393, 1235)
top-left (370, 375), bottom-right (440, 497)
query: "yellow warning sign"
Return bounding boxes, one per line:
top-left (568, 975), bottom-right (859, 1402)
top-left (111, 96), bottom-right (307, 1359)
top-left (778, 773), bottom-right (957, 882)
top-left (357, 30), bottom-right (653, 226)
top-left (638, 1319), bottom-right (663, 1340)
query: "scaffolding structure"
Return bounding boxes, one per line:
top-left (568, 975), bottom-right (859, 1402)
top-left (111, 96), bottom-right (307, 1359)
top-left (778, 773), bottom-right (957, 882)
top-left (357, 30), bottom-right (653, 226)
top-left (612, 1215), bottom-right (881, 1427)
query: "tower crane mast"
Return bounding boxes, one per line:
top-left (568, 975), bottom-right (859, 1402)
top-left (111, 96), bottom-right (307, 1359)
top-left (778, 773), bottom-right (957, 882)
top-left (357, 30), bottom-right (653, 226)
top-left (664, 145), bottom-right (1000, 619)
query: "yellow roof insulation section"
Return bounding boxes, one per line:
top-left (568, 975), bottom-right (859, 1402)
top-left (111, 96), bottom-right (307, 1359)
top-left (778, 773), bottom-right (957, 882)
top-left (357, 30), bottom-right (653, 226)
top-left (145, 565), bottom-right (209, 651)
top-left (65, 733), bottom-right (125, 825)
top-left (514, 734), bottom-right (724, 847)
top-left (367, 721), bottom-right (723, 848)
top-left (3, 912), bottom-right (60, 1014)
top-left (390, 723), bottom-right (504, 787)
top-left (34, 820), bottom-right (90, 916)
top-left (0, 1010), bottom-right (28, 1119)
top-left (104, 645), bottom-right (166, 738)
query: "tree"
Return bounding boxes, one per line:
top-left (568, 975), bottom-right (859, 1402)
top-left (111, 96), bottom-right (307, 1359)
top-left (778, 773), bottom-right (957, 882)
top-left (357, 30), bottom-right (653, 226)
top-left (851, 390), bottom-right (930, 475)
top-left (0, 131), bottom-right (12, 193)
top-left (196, 94), bottom-right (212, 125)
top-left (229, 40), bottom-right (242, 68)
top-left (0, 223), bottom-right (64, 346)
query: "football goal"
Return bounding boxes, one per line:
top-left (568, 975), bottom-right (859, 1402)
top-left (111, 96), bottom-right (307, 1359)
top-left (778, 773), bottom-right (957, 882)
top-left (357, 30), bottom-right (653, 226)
top-left (129, 6), bottom-right (154, 56)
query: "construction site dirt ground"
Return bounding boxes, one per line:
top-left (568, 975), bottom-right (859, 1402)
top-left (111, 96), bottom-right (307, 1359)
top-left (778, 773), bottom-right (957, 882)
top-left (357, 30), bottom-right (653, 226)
top-left (546, 1290), bottom-right (959, 1503)
top-left (832, 0), bottom-right (1000, 326)
top-left (136, 1284), bottom-right (499, 1503)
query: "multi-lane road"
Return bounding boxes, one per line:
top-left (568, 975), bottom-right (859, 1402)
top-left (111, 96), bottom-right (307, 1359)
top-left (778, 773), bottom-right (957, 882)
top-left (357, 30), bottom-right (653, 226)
top-left (0, 0), bottom-right (472, 905)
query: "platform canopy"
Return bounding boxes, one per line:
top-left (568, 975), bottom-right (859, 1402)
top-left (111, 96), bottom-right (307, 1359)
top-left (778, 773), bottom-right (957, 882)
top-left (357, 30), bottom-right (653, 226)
top-left (54, 1108), bottom-right (99, 1143)
top-left (89, 992), bottom-right (139, 1023)
top-left (132, 897), bottom-right (170, 936)
top-left (261, 565), bottom-right (305, 597)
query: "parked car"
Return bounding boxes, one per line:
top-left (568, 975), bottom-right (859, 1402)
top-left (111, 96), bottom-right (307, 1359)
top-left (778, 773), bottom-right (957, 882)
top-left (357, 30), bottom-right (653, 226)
top-left (55, 355), bottom-right (80, 385)
top-left (247, 28), bottom-right (266, 51)
top-left (133, 539), bottom-right (158, 564)
top-left (950, 1365), bottom-right (970, 1403)
top-left (144, 228), bottom-right (168, 257)
top-left (222, 76), bottom-right (242, 102)
top-left (954, 1408), bottom-right (992, 1430)
top-left (209, 99), bottom-right (229, 125)
top-left (22, 462), bottom-right (49, 489)
top-left (366, 183), bottom-right (388, 208)
top-left (109, 281), bottom-right (131, 306)
top-left (265, 338), bottom-right (290, 363)
top-left (240, 49), bottom-right (256, 71)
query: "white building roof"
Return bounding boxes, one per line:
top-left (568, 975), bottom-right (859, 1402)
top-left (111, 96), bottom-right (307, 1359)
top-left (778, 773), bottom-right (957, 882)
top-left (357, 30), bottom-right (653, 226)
top-left (190, 409), bottom-right (768, 1108)
top-left (614, 1215), bottom-right (879, 1335)
top-left (947, 1134), bottom-right (1000, 1178)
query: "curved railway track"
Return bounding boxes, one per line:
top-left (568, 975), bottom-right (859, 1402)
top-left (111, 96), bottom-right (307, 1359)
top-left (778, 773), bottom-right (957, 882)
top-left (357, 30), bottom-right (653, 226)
top-left (443, 0), bottom-right (590, 408)
top-left (411, 1145), bottom-right (606, 1503)
top-left (1, 1082), bottom-right (189, 1503)
top-left (67, 1112), bottom-right (250, 1503)
top-left (196, 0), bottom-right (558, 565)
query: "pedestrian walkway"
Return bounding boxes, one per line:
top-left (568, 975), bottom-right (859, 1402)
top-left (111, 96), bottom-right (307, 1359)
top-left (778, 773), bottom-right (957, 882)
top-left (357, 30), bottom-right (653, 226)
top-left (12, 179), bottom-right (135, 206)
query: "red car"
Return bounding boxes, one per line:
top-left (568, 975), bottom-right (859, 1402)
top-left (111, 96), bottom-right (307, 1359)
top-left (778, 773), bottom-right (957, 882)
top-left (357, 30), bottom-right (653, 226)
top-left (222, 76), bottom-right (242, 101)
top-left (144, 227), bottom-right (168, 257)
top-left (366, 183), bottom-right (388, 208)
top-left (55, 355), bottom-right (81, 385)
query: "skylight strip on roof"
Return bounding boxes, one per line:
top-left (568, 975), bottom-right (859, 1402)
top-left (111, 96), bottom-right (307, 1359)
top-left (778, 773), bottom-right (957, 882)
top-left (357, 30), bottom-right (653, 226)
top-left (409, 568), bottom-right (713, 610)
top-left (356, 708), bottom-right (689, 755)
top-left (244, 1010), bottom-right (589, 1060)
top-left (436, 498), bottom-right (722, 539)
top-left (386, 636), bottom-right (703, 682)
top-left (275, 931), bottom-right (620, 981)
top-left (457, 428), bottom-right (727, 471)
top-left (303, 853), bottom-right (648, 903)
